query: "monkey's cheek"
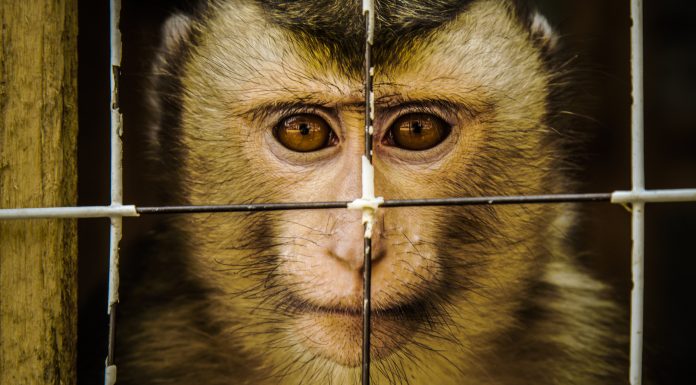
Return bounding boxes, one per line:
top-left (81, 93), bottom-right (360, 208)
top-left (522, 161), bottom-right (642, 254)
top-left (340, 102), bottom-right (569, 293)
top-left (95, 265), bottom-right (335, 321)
top-left (293, 312), bottom-right (416, 367)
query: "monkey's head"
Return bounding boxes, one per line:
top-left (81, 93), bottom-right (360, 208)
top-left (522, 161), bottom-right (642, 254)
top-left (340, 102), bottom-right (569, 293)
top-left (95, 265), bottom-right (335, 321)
top-left (147, 0), bottom-right (580, 382)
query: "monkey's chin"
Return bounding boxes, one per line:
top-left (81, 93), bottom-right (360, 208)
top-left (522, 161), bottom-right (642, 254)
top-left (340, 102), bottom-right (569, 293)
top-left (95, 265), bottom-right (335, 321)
top-left (294, 310), bottom-right (419, 367)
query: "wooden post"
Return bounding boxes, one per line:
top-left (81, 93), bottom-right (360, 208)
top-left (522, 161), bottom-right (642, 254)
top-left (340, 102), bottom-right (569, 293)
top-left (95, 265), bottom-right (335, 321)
top-left (0, 1), bottom-right (78, 384)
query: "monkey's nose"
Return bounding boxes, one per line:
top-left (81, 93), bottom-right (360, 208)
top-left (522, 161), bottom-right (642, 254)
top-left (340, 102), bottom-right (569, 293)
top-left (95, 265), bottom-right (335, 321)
top-left (328, 215), bottom-right (382, 271)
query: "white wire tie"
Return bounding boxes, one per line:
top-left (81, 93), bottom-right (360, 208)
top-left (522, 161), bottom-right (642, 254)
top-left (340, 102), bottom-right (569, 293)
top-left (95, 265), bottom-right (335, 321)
top-left (348, 196), bottom-right (384, 239)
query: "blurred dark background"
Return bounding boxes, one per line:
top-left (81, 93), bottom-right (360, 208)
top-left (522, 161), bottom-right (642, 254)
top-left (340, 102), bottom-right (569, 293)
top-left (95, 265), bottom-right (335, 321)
top-left (77, 1), bottom-right (696, 383)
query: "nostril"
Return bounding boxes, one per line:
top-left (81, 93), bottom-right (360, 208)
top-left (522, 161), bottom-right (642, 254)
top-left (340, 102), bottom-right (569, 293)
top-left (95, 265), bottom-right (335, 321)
top-left (328, 240), bottom-right (386, 273)
top-left (359, 242), bottom-right (384, 265)
top-left (328, 246), bottom-right (364, 271)
top-left (326, 230), bottom-right (367, 271)
top-left (370, 241), bottom-right (386, 263)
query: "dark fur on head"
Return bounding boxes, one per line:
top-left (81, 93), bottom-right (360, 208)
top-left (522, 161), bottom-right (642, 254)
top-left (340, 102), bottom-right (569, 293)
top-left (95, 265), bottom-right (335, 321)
top-left (257, 0), bottom-right (473, 70)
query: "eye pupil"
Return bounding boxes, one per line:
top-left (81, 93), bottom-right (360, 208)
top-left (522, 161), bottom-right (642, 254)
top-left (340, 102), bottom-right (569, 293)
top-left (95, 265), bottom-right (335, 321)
top-left (299, 123), bottom-right (310, 135)
top-left (410, 121), bottom-right (423, 134)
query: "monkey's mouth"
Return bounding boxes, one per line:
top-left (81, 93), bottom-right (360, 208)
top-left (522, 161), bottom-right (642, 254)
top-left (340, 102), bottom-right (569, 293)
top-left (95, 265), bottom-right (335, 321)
top-left (288, 295), bottom-right (431, 367)
top-left (282, 289), bottom-right (432, 321)
top-left (310, 298), bottom-right (429, 320)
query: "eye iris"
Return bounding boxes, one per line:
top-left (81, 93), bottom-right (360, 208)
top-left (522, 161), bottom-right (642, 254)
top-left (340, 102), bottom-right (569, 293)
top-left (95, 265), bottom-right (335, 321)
top-left (390, 113), bottom-right (449, 151)
top-left (275, 114), bottom-right (332, 152)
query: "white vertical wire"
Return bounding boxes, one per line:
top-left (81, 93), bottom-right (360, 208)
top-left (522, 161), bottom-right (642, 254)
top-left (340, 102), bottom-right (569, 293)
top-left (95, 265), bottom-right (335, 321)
top-left (106, 0), bottom-right (123, 384)
top-left (630, 0), bottom-right (645, 384)
top-left (108, 0), bottom-right (123, 314)
top-left (361, 2), bottom-right (376, 384)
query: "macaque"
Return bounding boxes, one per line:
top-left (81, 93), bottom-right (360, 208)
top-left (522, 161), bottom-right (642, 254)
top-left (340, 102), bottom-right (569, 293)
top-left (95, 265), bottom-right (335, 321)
top-left (118, 1), bottom-right (627, 384)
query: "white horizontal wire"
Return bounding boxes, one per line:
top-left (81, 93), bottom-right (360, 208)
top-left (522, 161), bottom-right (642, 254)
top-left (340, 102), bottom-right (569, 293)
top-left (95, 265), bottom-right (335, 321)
top-left (611, 188), bottom-right (696, 204)
top-left (1, 188), bottom-right (694, 220)
top-left (0, 205), bottom-right (137, 219)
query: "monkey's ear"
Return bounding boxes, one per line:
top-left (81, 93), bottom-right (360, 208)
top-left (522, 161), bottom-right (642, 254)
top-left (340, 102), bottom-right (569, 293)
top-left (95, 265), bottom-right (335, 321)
top-left (147, 13), bottom-right (194, 171)
top-left (529, 12), bottom-right (559, 53)
top-left (161, 13), bottom-right (194, 53)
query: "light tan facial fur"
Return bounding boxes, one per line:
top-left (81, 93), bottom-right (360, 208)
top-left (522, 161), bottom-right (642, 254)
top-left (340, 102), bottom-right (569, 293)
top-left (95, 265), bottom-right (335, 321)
top-left (119, 1), bottom-right (627, 384)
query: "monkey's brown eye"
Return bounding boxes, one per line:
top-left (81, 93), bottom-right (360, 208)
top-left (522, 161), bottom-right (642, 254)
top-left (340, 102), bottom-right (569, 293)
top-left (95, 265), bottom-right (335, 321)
top-left (274, 114), bottom-right (334, 152)
top-left (386, 113), bottom-right (450, 151)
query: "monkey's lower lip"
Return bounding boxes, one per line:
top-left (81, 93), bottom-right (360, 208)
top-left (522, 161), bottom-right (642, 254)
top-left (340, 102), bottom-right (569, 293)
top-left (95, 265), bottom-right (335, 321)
top-left (310, 299), bottom-right (426, 319)
top-left (292, 300), bottom-right (426, 367)
top-left (284, 291), bottom-right (429, 319)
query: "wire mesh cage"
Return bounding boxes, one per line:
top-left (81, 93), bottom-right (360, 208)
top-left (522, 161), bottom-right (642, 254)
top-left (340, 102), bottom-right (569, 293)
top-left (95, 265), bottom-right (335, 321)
top-left (2, 0), bottom-right (696, 384)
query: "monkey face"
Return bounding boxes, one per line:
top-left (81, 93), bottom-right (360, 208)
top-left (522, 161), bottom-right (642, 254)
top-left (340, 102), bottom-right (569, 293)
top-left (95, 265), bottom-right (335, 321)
top-left (152, 0), bottom-right (576, 382)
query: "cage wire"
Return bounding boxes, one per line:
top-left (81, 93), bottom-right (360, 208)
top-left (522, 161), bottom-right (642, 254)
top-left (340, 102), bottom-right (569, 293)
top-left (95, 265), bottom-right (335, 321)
top-left (1, 0), bottom-right (696, 384)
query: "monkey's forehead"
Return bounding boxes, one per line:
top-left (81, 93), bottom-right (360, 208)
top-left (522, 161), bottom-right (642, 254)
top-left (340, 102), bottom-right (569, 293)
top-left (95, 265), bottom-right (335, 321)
top-left (253, 0), bottom-right (474, 70)
top-left (199, 0), bottom-right (530, 69)
top-left (184, 0), bottom-right (547, 113)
